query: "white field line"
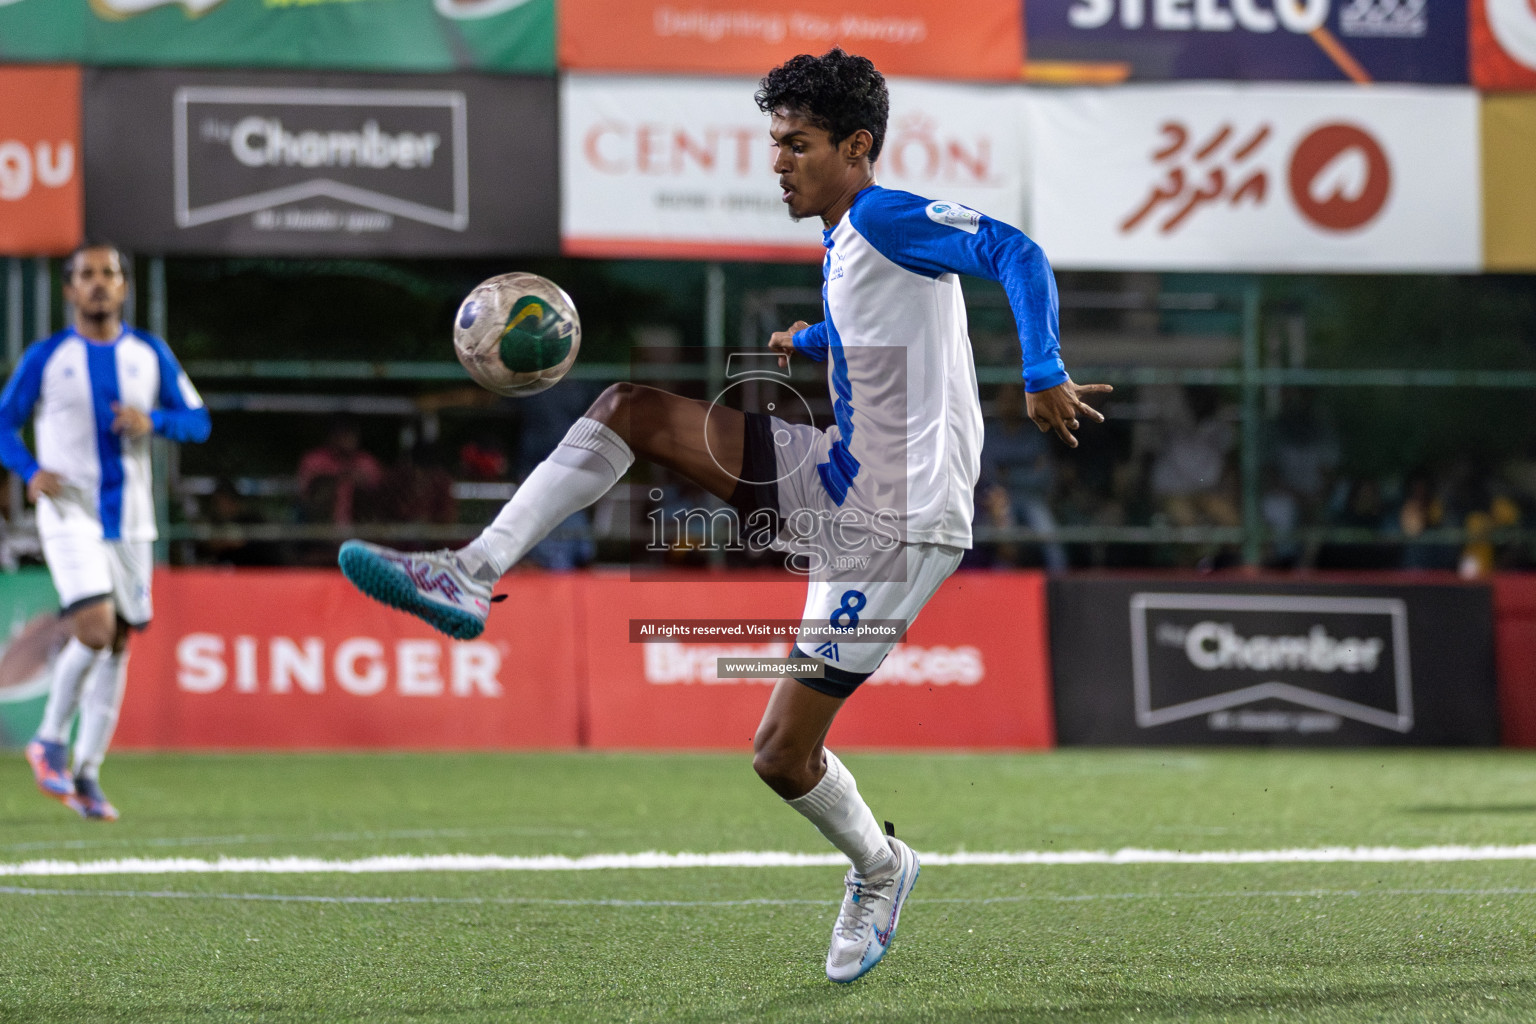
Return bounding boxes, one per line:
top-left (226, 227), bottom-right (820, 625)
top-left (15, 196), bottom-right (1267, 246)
top-left (3, 886), bottom-right (1536, 908)
top-left (6, 844), bottom-right (1536, 877)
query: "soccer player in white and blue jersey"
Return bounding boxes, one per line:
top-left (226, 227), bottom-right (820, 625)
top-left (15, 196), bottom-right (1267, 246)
top-left (340, 50), bottom-right (1108, 980)
top-left (2, 244), bottom-right (210, 821)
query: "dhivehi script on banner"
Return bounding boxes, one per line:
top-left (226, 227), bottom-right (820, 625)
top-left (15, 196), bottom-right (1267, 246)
top-left (1025, 84), bottom-right (1480, 272)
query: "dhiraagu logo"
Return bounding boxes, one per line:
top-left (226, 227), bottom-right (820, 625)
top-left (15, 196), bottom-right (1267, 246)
top-left (925, 201), bottom-right (981, 234)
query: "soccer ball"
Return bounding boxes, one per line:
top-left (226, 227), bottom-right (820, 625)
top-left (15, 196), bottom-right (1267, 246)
top-left (453, 272), bottom-right (581, 397)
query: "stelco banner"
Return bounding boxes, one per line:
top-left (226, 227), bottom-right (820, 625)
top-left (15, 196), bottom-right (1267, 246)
top-left (1026, 84), bottom-right (1480, 272)
top-left (562, 75), bottom-right (1026, 260)
top-left (559, 0), bottom-right (1021, 80)
top-left (1024, 0), bottom-right (1467, 83)
top-left (84, 69), bottom-right (559, 257)
top-left (1472, 0), bottom-right (1536, 88)
top-left (1049, 578), bottom-right (1498, 746)
top-left (0, 66), bottom-right (83, 257)
top-left (0, 0), bottom-right (553, 73)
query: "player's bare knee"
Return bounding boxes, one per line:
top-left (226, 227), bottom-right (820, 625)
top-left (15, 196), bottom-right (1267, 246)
top-left (752, 744), bottom-right (821, 798)
top-left (71, 603), bottom-right (116, 651)
top-left (586, 383), bottom-right (638, 438)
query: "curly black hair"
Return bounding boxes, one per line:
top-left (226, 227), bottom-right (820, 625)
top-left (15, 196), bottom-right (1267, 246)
top-left (755, 48), bottom-right (889, 162)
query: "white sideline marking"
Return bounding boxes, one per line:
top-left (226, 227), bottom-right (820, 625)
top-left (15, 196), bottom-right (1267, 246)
top-left (3, 886), bottom-right (1535, 908)
top-left (5, 844), bottom-right (1536, 877)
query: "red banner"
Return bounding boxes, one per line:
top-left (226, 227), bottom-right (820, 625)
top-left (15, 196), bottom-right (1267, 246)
top-left (580, 570), bottom-right (1054, 749)
top-left (1471, 0), bottom-right (1536, 89)
top-left (112, 568), bottom-right (1053, 751)
top-left (1494, 574), bottom-right (1536, 746)
top-left (115, 569), bottom-right (582, 750)
top-left (559, 0), bottom-right (1022, 80)
top-left (0, 66), bottom-right (82, 256)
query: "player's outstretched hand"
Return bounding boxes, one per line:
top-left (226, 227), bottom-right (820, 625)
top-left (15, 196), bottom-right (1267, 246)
top-left (26, 470), bottom-right (62, 503)
top-left (1026, 379), bottom-right (1113, 448)
top-left (768, 320), bottom-right (809, 369)
top-left (110, 402), bottom-right (152, 439)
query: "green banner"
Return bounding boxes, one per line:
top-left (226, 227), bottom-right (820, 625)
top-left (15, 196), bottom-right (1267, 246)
top-left (0, 569), bottom-right (64, 750)
top-left (0, 0), bottom-right (554, 73)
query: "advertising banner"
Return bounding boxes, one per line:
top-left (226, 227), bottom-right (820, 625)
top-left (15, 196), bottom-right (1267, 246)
top-left (1050, 578), bottom-right (1498, 746)
top-left (114, 570), bottom-right (581, 750)
top-left (1472, 0), bottom-right (1536, 88)
top-left (580, 571), bottom-right (1055, 749)
top-left (562, 75), bottom-right (1026, 261)
top-left (559, 0), bottom-right (1021, 80)
top-left (0, 0), bottom-right (553, 73)
top-left (1024, 0), bottom-right (1466, 84)
top-left (83, 68), bottom-right (559, 257)
top-left (1482, 96), bottom-right (1536, 272)
top-left (0, 66), bottom-right (83, 257)
top-left (0, 570), bottom-right (68, 750)
top-left (1026, 85), bottom-right (1481, 272)
top-left (1493, 574), bottom-right (1536, 747)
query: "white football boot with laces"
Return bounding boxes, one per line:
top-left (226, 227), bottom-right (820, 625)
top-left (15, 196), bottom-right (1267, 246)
top-left (338, 541), bottom-right (496, 640)
top-left (825, 832), bottom-right (920, 983)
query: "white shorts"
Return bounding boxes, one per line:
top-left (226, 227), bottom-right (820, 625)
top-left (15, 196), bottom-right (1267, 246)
top-left (731, 413), bottom-right (963, 698)
top-left (41, 532), bottom-right (153, 627)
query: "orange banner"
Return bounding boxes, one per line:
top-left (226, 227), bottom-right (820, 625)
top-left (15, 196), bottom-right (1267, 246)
top-left (115, 569), bottom-right (582, 750)
top-left (0, 66), bottom-right (82, 257)
top-left (580, 570), bottom-right (1054, 749)
top-left (558, 0), bottom-right (1022, 80)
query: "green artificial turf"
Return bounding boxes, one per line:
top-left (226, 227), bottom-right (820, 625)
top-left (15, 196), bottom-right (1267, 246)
top-left (1, 749), bottom-right (1535, 1022)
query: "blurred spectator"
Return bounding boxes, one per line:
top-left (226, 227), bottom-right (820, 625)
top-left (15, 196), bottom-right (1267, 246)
top-left (297, 416), bottom-right (383, 527)
top-left (977, 382), bottom-right (1067, 571)
top-left (458, 434), bottom-right (509, 482)
top-left (1149, 386), bottom-right (1240, 530)
top-left (1396, 470), bottom-right (1450, 570)
top-left (382, 439), bottom-right (457, 527)
top-left (196, 479), bottom-right (280, 567)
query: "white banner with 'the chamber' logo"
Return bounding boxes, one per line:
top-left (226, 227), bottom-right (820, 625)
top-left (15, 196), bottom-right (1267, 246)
top-left (1026, 84), bottom-right (1480, 271)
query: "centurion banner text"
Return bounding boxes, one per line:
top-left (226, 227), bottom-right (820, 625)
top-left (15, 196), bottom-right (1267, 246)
top-left (83, 68), bottom-right (559, 258)
top-left (560, 74), bottom-right (1026, 261)
top-left (0, 0), bottom-right (553, 73)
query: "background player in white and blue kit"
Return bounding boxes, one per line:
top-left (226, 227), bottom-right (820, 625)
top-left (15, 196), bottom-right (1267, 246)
top-left (2, 244), bottom-right (210, 821)
top-left (340, 50), bottom-right (1107, 980)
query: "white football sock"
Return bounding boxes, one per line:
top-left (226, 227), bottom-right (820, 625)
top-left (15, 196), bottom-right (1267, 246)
top-left (458, 417), bottom-right (633, 579)
top-left (73, 650), bottom-right (128, 779)
top-left (785, 750), bottom-right (898, 877)
top-left (36, 637), bottom-right (102, 744)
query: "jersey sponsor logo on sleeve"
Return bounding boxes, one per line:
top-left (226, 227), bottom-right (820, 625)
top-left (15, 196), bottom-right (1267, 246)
top-left (924, 201), bottom-right (982, 234)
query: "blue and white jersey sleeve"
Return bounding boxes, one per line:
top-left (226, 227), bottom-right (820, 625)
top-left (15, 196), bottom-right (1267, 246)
top-left (147, 336), bottom-right (211, 444)
top-left (847, 189), bottom-right (1068, 393)
top-left (0, 335), bottom-right (61, 483)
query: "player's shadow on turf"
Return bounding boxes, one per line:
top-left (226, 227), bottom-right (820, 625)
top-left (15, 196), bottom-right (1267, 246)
top-left (1402, 803), bottom-right (1536, 815)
